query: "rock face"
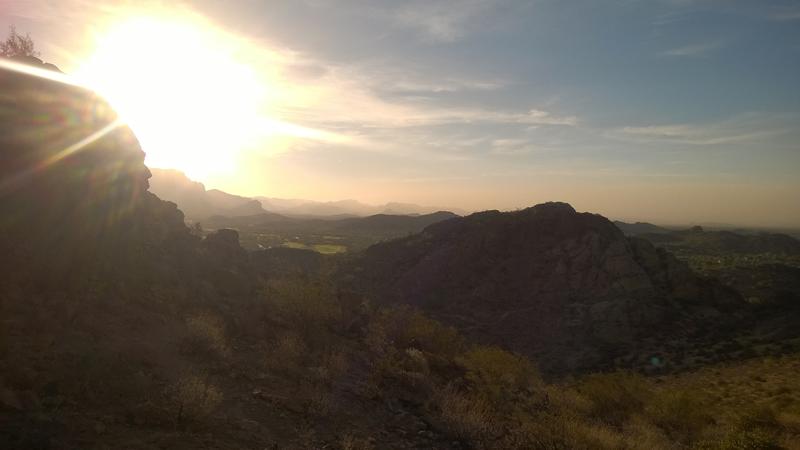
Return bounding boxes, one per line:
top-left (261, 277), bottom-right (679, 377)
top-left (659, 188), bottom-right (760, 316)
top-left (0, 57), bottom-right (191, 289)
top-left (352, 202), bottom-right (742, 373)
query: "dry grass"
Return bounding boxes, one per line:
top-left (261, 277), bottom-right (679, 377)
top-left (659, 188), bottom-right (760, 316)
top-left (266, 331), bottom-right (307, 373)
top-left (339, 433), bottom-right (375, 450)
top-left (434, 384), bottom-right (500, 445)
top-left (164, 374), bottom-right (223, 426)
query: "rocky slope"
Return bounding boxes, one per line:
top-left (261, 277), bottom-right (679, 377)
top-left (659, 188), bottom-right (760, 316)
top-left (349, 202), bottom-right (744, 373)
top-left (613, 220), bottom-right (671, 235)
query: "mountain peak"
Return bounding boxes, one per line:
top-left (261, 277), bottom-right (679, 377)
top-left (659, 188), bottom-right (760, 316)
top-left (527, 201), bottom-right (576, 215)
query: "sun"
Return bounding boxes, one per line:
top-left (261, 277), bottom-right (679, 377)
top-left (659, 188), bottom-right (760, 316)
top-left (75, 15), bottom-right (266, 180)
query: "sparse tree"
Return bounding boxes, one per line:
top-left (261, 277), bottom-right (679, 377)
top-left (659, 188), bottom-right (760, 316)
top-left (1, 26), bottom-right (39, 58)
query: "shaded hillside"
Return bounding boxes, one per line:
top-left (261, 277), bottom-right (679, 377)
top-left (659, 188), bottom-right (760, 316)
top-left (331, 211), bottom-right (458, 234)
top-left (640, 226), bottom-right (800, 256)
top-left (613, 220), bottom-right (671, 235)
top-left (348, 202), bottom-right (751, 373)
top-left (708, 263), bottom-right (800, 308)
top-left (149, 168), bottom-right (266, 220)
top-left (629, 226), bottom-right (800, 307)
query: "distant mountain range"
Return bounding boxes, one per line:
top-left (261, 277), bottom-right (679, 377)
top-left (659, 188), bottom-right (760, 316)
top-left (148, 168), bottom-right (265, 220)
top-left (148, 168), bottom-right (465, 220)
top-left (257, 196), bottom-right (466, 218)
top-left (205, 210), bottom-right (458, 232)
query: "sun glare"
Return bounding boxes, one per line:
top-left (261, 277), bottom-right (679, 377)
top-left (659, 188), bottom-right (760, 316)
top-left (75, 15), bottom-right (266, 179)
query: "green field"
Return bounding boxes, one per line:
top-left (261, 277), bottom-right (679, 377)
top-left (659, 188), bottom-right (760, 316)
top-left (282, 241), bottom-right (347, 254)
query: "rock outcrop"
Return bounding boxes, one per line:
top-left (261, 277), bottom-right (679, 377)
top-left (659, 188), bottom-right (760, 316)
top-left (350, 202), bottom-right (743, 373)
top-left (0, 57), bottom-right (215, 293)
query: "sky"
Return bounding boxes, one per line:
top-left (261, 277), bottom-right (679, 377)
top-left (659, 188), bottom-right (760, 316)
top-left (2, 0), bottom-right (800, 227)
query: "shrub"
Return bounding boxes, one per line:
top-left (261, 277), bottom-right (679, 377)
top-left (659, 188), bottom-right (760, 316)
top-left (458, 346), bottom-right (544, 411)
top-left (566, 420), bottom-right (625, 449)
top-left (435, 384), bottom-right (500, 445)
top-left (312, 350), bottom-right (350, 385)
top-left (499, 418), bottom-right (566, 450)
top-left (1, 26), bottom-right (38, 58)
top-left (183, 312), bottom-right (229, 359)
top-left (366, 306), bottom-right (465, 358)
top-left (621, 415), bottom-right (674, 450)
top-left (545, 385), bottom-right (593, 416)
top-left (303, 381), bottom-right (338, 417)
top-left (695, 428), bottom-right (781, 450)
top-left (339, 434), bottom-right (375, 450)
top-left (645, 388), bottom-right (712, 443)
top-left (736, 404), bottom-right (781, 431)
top-left (576, 371), bottom-right (649, 425)
top-left (365, 346), bottom-right (434, 397)
top-left (164, 374), bottom-right (223, 426)
top-left (266, 332), bottom-right (307, 373)
top-left (404, 348), bottom-right (430, 375)
top-left (263, 279), bottom-right (341, 331)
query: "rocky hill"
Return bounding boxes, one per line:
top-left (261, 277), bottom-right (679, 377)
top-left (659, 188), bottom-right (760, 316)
top-left (349, 202), bottom-right (746, 373)
top-left (613, 220), bottom-right (671, 235)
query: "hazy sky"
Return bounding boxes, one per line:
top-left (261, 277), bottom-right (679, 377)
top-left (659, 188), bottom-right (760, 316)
top-left (3, 0), bottom-right (800, 227)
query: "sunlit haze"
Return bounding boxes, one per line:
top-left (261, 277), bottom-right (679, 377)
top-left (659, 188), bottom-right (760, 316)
top-left (4, 0), bottom-right (799, 227)
top-left (75, 16), bottom-right (265, 179)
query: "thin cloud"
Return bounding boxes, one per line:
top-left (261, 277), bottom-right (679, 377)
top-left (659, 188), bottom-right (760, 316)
top-left (660, 40), bottom-right (724, 57)
top-left (385, 78), bottom-right (505, 94)
top-left (390, 0), bottom-right (501, 43)
top-left (610, 114), bottom-right (791, 146)
top-left (490, 139), bottom-right (538, 156)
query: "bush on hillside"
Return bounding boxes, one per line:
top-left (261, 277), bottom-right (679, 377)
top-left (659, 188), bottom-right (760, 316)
top-left (164, 374), bottom-right (223, 427)
top-left (183, 312), bottom-right (229, 359)
top-left (457, 346), bottom-right (544, 411)
top-left (576, 371), bottom-right (649, 425)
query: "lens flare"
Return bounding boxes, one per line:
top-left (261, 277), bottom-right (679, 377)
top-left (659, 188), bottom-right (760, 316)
top-left (75, 15), bottom-right (266, 180)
